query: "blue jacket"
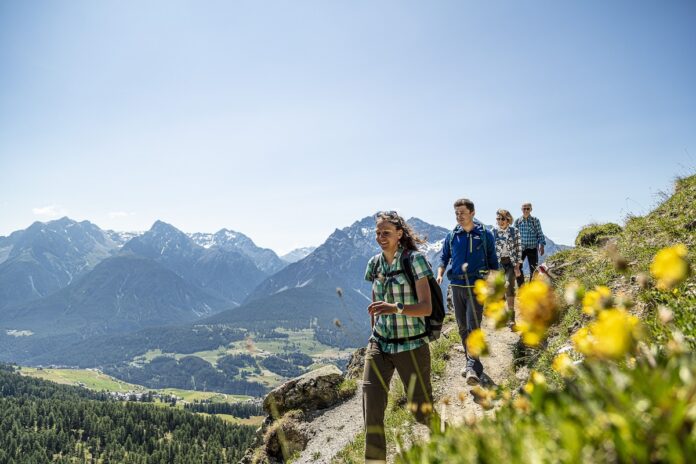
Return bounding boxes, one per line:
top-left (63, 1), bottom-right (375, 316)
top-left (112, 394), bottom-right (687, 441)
top-left (439, 222), bottom-right (499, 285)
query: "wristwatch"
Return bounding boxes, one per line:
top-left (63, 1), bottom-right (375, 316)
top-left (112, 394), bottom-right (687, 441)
top-left (396, 302), bottom-right (404, 314)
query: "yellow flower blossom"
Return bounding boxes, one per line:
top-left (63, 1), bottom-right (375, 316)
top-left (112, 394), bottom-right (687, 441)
top-left (650, 244), bottom-right (690, 291)
top-left (466, 329), bottom-right (488, 357)
top-left (530, 370), bottom-right (546, 386)
top-left (474, 279), bottom-right (490, 305)
top-left (484, 300), bottom-right (509, 328)
top-left (523, 381), bottom-right (534, 395)
top-left (581, 285), bottom-right (612, 316)
top-left (572, 308), bottom-right (642, 360)
top-left (552, 352), bottom-right (574, 377)
top-left (524, 370), bottom-right (546, 394)
top-left (571, 327), bottom-right (592, 354)
top-left (516, 280), bottom-right (559, 347)
top-left (474, 271), bottom-right (507, 304)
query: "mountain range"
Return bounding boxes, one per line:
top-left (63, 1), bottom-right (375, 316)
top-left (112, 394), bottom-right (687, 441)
top-left (0, 215), bottom-right (570, 368)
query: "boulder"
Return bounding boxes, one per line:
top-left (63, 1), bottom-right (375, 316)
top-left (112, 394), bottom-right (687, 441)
top-left (263, 410), bottom-right (308, 462)
top-left (345, 347), bottom-right (366, 380)
top-left (263, 365), bottom-right (344, 418)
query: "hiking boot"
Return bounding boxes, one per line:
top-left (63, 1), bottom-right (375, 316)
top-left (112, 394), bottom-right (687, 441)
top-left (465, 368), bottom-right (480, 386)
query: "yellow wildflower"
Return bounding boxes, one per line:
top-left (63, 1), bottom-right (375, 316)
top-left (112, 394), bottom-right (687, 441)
top-left (484, 300), bottom-right (509, 328)
top-left (572, 308), bottom-right (642, 360)
top-left (523, 381), bottom-right (534, 395)
top-left (581, 286), bottom-right (612, 316)
top-left (531, 370), bottom-right (546, 386)
top-left (466, 329), bottom-right (488, 357)
top-left (474, 271), bottom-right (507, 304)
top-left (516, 280), bottom-right (559, 346)
top-left (571, 327), bottom-right (592, 355)
top-left (474, 279), bottom-right (490, 305)
top-left (552, 352), bottom-right (574, 378)
top-left (650, 244), bottom-right (690, 290)
top-left (524, 370), bottom-right (546, 394)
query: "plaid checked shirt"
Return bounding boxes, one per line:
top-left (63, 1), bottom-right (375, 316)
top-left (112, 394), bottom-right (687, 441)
top-left (365, 247), bottom-right (433, 354)
top-left (514, 216), bottom-right (546, 250)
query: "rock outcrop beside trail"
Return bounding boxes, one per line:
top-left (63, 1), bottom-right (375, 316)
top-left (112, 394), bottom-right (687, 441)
top-left (262, 365), bottom-right (344, 417)
top-left (241, 364), bottom-right (356, 464)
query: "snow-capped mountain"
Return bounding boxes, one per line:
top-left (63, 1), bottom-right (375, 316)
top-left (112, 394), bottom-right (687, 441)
top-left (121, 221), bottom-right (266, 303)
top-left (280, 247), bottom-right (317, 263)
top-left (189, 229), bottom-right (286, 274)
top-left (106, 230), bottom-right (144, 246)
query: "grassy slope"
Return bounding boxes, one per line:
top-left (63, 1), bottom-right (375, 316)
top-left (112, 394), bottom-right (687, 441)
top-left (332, 175), bottom-right (696, 463)
top-left (534, 174), bottom-right (696, 379)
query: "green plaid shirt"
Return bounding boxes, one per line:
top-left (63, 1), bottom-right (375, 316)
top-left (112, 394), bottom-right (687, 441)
top-left (364, 247), bottom-right (433, 354)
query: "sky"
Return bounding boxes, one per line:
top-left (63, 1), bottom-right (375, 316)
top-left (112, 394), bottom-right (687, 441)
top-left (1, 1), bottom-right (695, 255)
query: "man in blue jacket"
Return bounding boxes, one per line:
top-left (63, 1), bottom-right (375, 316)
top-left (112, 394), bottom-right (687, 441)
top-left (436, 198), bottom-right (499, 385)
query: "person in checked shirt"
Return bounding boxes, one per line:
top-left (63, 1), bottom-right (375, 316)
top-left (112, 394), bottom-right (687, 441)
top-left (514, 202), bottom-right (546, 286)
top-left (363, 210), bottom-right (434, 464)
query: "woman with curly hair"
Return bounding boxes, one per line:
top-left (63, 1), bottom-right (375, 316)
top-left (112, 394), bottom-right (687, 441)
top-left (362, 211), bottom-right (434, 463)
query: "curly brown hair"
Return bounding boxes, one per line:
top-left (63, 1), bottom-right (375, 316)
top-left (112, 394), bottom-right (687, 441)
top-left (375, 211), bottom-right (426, 251)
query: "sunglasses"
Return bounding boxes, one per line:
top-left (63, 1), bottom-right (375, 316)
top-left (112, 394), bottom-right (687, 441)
top-left (522, 207), bottom-right (531, 211)
top-left (496, 217), bottom-right (506, 221)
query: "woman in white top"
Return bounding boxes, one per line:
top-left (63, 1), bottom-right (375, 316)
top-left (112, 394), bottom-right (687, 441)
top-left (493, 209), bottom-right (522, 323)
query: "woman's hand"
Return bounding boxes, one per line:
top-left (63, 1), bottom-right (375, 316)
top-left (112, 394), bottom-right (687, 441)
top-left (514, 265), bottom-right (521, 277)
top-left (368, 301), bottom-right (397, 316)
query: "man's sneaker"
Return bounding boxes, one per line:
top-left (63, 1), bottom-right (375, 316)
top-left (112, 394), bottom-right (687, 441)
top-left (465, 368), bottom-right (480, 386)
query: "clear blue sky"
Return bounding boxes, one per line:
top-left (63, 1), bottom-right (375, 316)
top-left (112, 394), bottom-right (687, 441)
top-left (1, 1), bottom-right (694, 254)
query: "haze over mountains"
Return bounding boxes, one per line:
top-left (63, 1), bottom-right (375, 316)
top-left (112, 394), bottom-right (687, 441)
top-left (0, 215), bottom-right (569, 371)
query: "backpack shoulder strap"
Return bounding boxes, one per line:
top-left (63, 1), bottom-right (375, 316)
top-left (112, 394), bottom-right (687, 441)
top-left (400, 249), bottom-right (416, 289)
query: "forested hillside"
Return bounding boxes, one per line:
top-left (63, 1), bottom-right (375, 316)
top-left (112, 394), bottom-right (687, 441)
top-left (0, 363), bottom-right (255, 463)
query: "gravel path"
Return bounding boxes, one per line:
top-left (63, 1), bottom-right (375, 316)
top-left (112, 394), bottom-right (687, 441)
top-left (292, 390), bottom-right (363, 464)
top-left (293, 318), bottom-right (519, 463)
top-left (433, 320), bottom-right (519, 426)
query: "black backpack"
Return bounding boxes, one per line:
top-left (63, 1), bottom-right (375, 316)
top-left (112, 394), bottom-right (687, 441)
top-left (372, 249), bottom-right (446, 343)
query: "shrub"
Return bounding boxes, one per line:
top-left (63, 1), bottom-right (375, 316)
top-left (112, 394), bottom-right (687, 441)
top-left (337, 378), bottom-right (358, 400)
top-left (575, 222), bottom-right (623, 247)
